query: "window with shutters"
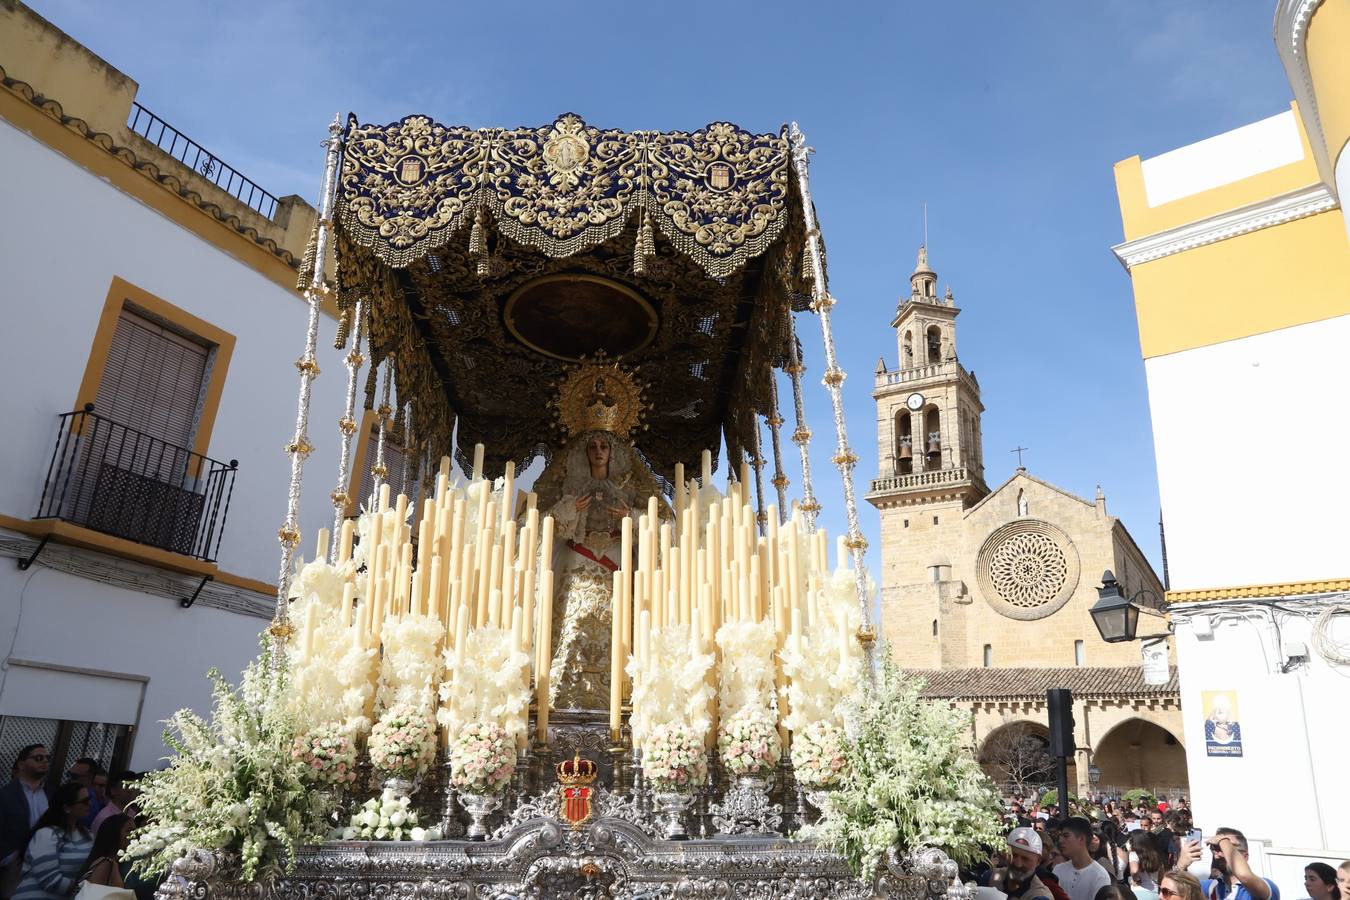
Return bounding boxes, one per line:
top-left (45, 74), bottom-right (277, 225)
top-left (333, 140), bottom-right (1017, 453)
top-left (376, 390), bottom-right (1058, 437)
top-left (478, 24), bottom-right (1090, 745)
top-left (348, 413), bottom-right (415, 515)
top-left (49, 278), bottom-right (238, 561)
top-left (96, 307), bottom-right (212, 448)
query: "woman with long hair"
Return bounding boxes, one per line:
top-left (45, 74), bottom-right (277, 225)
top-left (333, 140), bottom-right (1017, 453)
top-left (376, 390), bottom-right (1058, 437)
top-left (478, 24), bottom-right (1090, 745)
top-left (1129, 830), bottom-right (1168, 900)
top-left (79, 814), bottom-right (132, 888)
top-left (13, 782), bottom-right (93, 900)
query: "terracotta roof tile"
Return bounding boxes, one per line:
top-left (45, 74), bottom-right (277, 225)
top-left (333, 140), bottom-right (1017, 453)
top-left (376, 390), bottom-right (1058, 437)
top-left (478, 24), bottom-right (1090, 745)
top-left (905, 666), bottom-right (1179, 701)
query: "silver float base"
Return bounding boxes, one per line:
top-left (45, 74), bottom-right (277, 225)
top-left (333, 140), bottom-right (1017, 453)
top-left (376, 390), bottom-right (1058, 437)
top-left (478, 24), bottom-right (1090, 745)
top-left (157, 820), bottom-right (967, 900)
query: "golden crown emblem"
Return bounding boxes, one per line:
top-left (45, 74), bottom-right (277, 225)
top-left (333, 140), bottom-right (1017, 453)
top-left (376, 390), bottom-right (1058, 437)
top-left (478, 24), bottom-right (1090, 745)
top-left (553, 356), bottom-right (646, 441)
top-left (556, 753), bottom-right (598, 786)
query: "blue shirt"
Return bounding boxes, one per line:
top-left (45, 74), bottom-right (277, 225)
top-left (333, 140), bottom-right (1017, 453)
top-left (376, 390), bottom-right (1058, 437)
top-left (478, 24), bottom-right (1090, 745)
top-left (1203, 878), bottom-right (1279, 900)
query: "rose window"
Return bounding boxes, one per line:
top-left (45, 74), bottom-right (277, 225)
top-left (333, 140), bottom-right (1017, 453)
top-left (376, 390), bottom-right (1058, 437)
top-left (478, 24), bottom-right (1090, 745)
top-left (975, 520), bottom-right (1081, 621)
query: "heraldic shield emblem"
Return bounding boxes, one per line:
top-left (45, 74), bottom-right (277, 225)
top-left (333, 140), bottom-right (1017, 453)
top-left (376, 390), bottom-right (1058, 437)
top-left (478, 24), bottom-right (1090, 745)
top-left (556, 753), bottom-right (598, 828)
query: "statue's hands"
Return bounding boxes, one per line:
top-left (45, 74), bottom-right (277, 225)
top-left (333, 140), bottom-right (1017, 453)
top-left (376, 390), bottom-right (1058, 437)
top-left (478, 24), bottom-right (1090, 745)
top-left (574, 495), bottom-right (593, 512)
top-left (605, 503), bottom-right (630, 518)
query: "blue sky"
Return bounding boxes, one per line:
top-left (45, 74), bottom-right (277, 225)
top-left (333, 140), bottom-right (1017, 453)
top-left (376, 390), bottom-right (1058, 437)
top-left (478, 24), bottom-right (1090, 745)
top-left (31, 0), bottom-right (1293, 576)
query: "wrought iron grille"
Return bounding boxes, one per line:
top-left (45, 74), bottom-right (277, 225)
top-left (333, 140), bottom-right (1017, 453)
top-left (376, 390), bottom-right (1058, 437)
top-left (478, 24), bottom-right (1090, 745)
top-left (127, 102), bottom-right (279, 220)
top-left (0, 716), bottom-right (127, 783)
top-left (35, 406), bottom-right (238, 562)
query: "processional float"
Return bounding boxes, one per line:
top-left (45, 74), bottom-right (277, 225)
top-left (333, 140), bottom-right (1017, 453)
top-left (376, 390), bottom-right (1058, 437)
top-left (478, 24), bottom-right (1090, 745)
top-left (160, 112), bottom-right (977, 900)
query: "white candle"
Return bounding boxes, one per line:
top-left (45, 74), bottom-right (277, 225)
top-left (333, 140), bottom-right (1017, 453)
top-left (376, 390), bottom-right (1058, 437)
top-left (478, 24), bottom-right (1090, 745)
top-left (471, 443), bottom-right (485, 481)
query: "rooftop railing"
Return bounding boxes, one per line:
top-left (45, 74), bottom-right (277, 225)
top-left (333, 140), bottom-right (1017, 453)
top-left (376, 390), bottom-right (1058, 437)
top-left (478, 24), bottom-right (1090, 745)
top-left (128, 102), bottom-right (279, 220)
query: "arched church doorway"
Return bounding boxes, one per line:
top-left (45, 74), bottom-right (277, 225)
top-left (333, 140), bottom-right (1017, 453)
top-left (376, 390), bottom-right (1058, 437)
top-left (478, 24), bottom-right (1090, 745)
top-left (978, 720), bottom-right (1073, 797)
top-left (1091, 718), bottom-right (1188, 794)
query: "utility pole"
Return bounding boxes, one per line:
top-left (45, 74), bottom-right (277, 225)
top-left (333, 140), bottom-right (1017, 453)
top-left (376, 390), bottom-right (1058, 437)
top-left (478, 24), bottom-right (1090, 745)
top-left (1047, 688), bottom-right (1074, 812)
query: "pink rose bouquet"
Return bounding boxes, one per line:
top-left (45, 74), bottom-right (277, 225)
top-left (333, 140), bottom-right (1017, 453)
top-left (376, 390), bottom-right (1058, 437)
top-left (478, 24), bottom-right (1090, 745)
top-left (717, 711), bottom-right (781, 777)
top-left (291, 725), bottom-right (359, 787)
top-left (448, 721), bottom-right (516, 795)
top-left (643, 722), bottom-right (708, 793)
top-left (368, 705), bottom-right (437, 778)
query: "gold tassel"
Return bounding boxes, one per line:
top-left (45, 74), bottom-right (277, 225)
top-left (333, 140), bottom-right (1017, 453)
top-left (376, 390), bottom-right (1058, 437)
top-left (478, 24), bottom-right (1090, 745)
top-left (468, 207), bottom-right (486, 257)
top-left (801, 244), bottom-right (816, 285)
top-left (633, 209), bottom-right (655, 276)
top-left (334, 306), bottom-right (351, 350)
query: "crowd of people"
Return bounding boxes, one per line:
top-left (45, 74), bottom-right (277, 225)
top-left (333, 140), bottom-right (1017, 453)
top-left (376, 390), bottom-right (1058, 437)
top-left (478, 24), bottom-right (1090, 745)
top-left (975, 796), bottom-right (1350, 900)
top-left (0, 745), bottom-right (150, 900)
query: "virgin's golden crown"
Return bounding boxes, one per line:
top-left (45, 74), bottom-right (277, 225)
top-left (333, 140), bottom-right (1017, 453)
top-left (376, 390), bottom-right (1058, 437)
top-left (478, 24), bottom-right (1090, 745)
top-left (553, 357), bottom-right (645, 441)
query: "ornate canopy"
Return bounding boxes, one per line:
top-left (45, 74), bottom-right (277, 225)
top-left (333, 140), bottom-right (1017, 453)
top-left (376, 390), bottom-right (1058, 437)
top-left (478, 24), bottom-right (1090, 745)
top-left (316, 112), bottom-right (822, 481)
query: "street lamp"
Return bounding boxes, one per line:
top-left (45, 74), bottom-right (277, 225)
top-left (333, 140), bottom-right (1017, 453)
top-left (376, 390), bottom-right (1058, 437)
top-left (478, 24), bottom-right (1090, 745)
top-left (1090, 570), bottom-right (1169, 643)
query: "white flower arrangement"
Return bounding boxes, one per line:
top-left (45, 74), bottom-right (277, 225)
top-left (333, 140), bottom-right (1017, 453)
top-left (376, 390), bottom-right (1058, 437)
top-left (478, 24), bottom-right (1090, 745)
top-left (790, 721), bottom-right (849, 789)
top-left (368, 704), bottom-right (437, 778)
top-left (437, 626), bottom-right (531, 746)
top-left (781, 564), bottom-right (866, 733)
top-left (289, 556), bottom-right (353, 609)
top-left (448, 721), bottom-right (516, 794)
top-left (291, 725), bottom-right (359, 787)
top-left (814, 651), bottom-right (1003, 881)
top-left (625, 624), bottom-right (714, 747)
top-left (285, 594), bottom-right (377, 735)
top-left (340, 789), bottom-right (442, 841)
top-left (717, 709), bottom-right (781, 776)
top-left (642, 722), bottom-right (708, 792)
top-left (715, 619), bottom-right (778, 723)
top-left (125, 642), bottom-right (332, 882)
top-left (352, 505), bottom-right (409, 572)
top-left (377, 613), bottom-right (445, 715)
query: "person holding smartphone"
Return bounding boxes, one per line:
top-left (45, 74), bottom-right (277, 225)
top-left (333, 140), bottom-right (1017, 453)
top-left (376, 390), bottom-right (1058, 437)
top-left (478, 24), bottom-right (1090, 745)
top-left (1176, 829), bottom-right (1276, 900)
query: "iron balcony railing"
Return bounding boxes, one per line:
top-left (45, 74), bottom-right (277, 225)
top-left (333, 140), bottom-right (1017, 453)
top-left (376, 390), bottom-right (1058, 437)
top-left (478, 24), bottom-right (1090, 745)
top-left (35, 406), bottom-right (238, 563)
top-left (127, 102), bottom-right (279, 220)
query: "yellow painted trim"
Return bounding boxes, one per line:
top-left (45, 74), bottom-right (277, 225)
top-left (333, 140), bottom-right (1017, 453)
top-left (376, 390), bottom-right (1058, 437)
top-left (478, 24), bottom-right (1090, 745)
top-left (75, 277), bottom-right (236, 467)
top-left (1128, 209), bottom-right (1350, 357)
top-left (1167, 577), bottom-right (1350, 604)
top-left (1114, 103), bottom-right (1323, 241)
top-left (0, 514), bottom-right (272, 596)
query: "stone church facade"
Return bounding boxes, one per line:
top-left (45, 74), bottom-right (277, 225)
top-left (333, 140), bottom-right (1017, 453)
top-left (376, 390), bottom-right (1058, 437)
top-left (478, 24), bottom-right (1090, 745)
top-left (866, 249), bottom-right (1187, 798)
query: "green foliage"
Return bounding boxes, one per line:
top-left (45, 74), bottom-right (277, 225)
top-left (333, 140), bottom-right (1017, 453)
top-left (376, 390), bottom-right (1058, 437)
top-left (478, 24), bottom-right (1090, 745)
top-left (815, 650), bottom-right (1004, 882)
top-left (1122, 788), bottom-right (1158, 809)
top-left (1040, 788), bottom-right (1076, 807)
top-left (125, 640), bottom-right (335, 882)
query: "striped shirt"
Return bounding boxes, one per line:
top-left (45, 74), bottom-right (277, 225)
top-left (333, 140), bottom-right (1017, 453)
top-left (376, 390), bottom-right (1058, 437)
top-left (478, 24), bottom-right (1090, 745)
top-left (14, 826), bottom-right (92, 900)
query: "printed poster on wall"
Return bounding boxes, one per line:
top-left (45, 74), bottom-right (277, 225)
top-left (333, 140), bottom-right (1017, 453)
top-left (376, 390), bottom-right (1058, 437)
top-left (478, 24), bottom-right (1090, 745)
top-left (1202, 690), bottom-right (1243, 757)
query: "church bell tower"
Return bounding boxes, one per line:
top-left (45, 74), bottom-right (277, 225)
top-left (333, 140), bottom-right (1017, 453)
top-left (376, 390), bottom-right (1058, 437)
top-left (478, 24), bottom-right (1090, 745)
top-left (867, 246), bottom-right (989, 535)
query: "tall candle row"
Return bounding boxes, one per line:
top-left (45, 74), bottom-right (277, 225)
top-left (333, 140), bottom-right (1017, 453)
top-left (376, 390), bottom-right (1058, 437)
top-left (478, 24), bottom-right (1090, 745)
top-left (293, 445), bottom-right (554, 748)
top-left (614, 449), bottom-right (848, 748)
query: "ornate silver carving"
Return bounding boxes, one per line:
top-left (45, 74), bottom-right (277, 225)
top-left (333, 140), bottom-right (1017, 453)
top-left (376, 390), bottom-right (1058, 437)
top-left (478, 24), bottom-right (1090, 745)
top-left (458, 790), bottom-right (502, 840)
top-left (157, 826), bottom-right (964, 900)
top-left (710, 774), bottom-right (782, 835)
top-left (652, 791), bottom-right (696, 840)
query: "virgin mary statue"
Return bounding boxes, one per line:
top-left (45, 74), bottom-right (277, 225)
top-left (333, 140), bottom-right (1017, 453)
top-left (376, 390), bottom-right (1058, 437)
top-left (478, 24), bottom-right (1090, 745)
top-left (530, 362), bottom-right (670, 710)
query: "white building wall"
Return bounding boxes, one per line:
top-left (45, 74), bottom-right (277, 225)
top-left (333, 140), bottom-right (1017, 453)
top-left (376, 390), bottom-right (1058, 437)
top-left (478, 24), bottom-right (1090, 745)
top-left (0, 565), bottom-right (264, 770)
top-left (1171, 600), bottom-right (1350, 892)
top-left (0, 115), bottom-right (353, 763)
top-left (1140, 110), bottom-right (1306, 206)
top-left (1143, 314), bottom-right (1350, 591)
top-left (0, 114), bottom-right (347, 584)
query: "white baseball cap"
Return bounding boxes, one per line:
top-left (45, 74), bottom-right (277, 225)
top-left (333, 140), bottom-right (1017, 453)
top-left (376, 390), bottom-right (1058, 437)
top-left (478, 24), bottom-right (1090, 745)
top-left (1007, 826), bottom-right (1043, 856)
